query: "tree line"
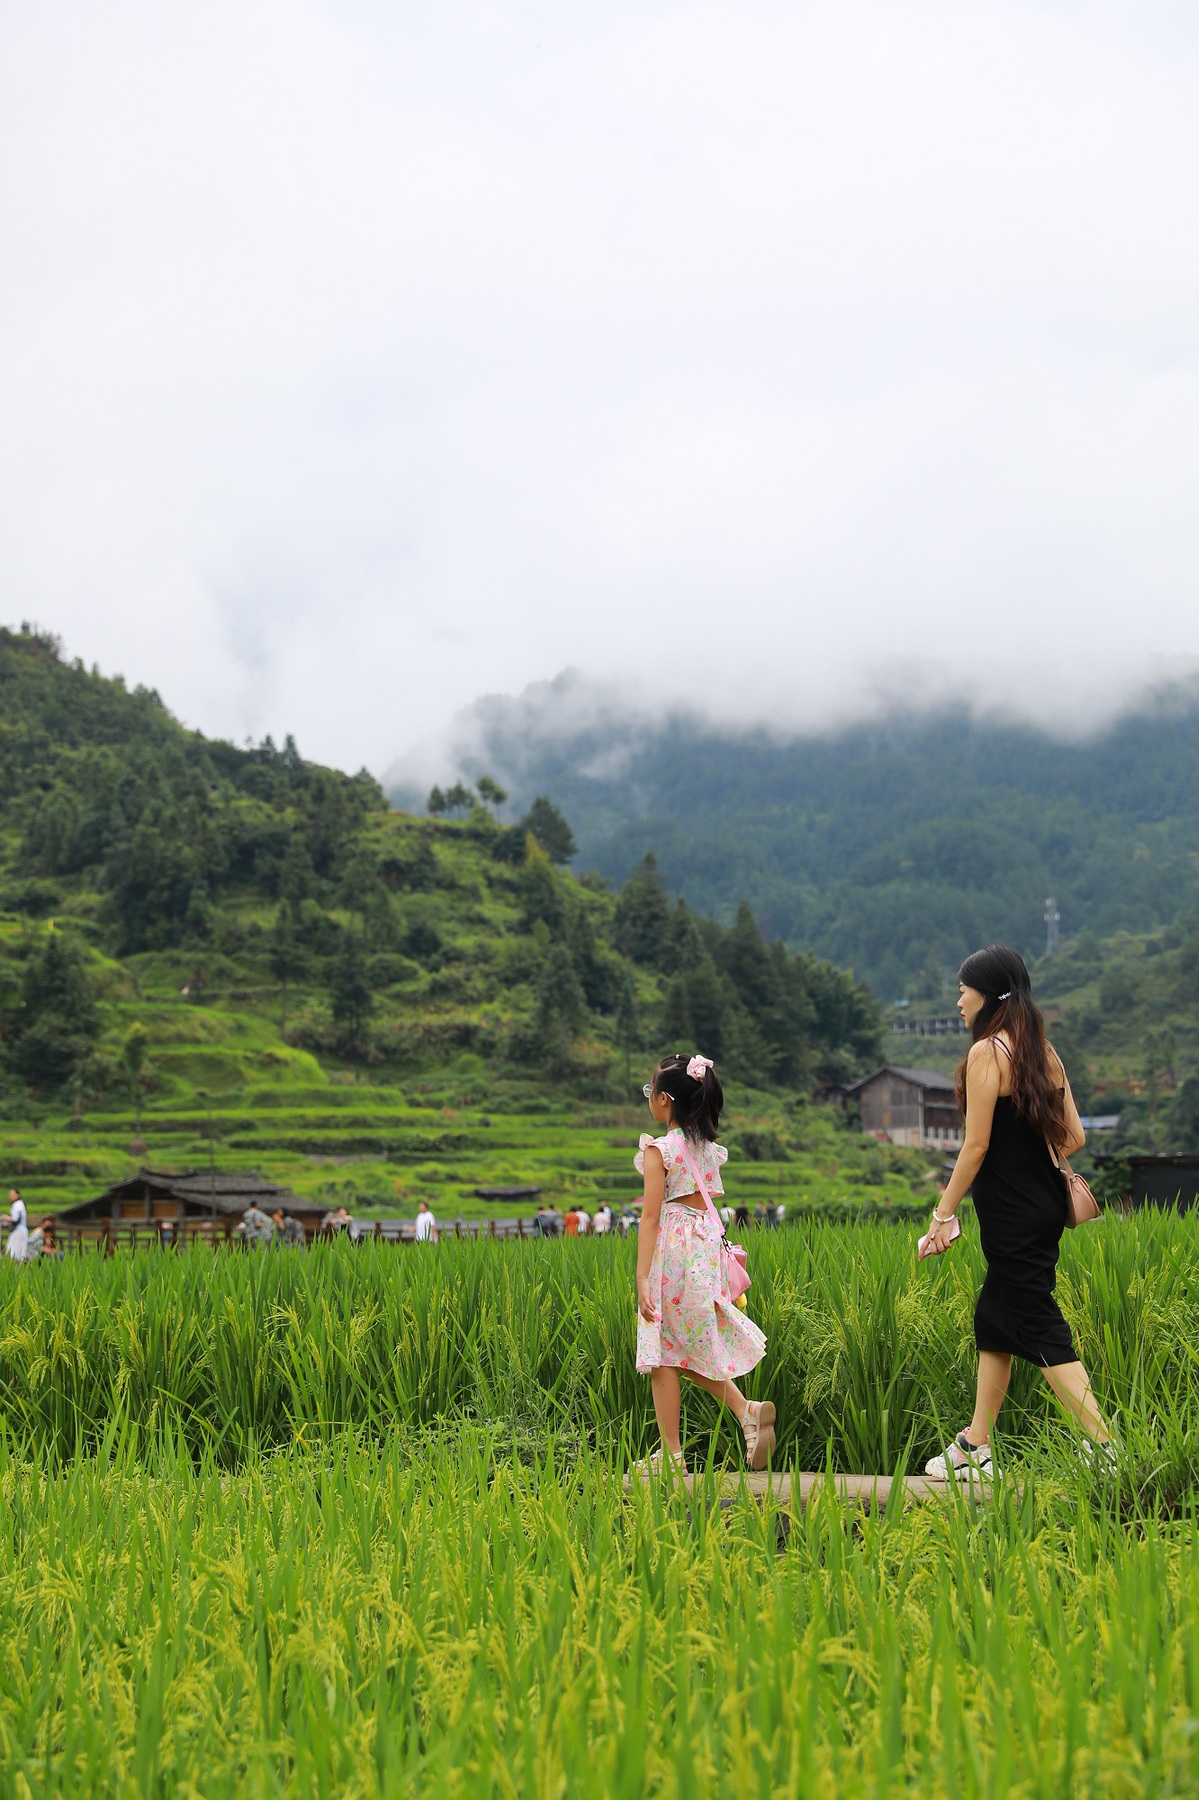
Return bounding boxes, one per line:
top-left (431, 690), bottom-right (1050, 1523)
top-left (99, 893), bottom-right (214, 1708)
top-left (0, 626), bottom-right (883, 1100)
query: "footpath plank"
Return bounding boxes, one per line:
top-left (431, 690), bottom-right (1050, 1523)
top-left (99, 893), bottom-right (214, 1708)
top-left (676, 1469), bottom-right (995, 1508)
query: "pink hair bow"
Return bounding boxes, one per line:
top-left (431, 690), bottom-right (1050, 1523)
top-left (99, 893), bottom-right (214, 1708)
top-left (686, 1054), bottom-right (714, 1082)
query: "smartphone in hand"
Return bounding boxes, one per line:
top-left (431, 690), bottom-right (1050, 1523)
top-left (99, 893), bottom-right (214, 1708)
top-left (918, 1215), bottom-right (962, 1260)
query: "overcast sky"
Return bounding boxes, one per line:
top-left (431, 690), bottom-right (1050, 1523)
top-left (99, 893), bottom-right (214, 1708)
top-left (3, 0), bottom-right (1198, 775)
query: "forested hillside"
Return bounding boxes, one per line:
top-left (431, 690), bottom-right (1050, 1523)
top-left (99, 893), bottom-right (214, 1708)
top-left (0, 627), bottom-right (881, 1121)
top-left (406, 675), bottom-right (1199, 1000)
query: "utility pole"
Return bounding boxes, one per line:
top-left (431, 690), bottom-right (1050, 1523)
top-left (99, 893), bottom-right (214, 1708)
top-left (1044, 897), bottom-right (1061, 958)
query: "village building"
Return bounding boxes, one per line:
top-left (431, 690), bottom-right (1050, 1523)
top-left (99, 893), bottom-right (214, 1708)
top-left (891, 1013), bottom-right (968, 1038)
top-left (846, 1065), bottom-right (963, 1149)
top-left (1102, 1153), bottom-right (1199, 1213)
top-left (54, 1167), bottom-right (325, 1245)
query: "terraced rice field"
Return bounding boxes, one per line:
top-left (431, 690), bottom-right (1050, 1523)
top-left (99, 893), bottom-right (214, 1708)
top-left (1, 1211), bottom-right (1196, 1794)
top-left (0, 1056), bottom-right (936, 1225)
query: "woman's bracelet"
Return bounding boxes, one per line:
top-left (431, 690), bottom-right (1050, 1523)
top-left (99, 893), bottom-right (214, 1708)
top-left (932, 1208), bottom-right (954, 1225)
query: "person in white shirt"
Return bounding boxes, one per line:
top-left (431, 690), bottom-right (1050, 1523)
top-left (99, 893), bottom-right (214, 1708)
top-left (5, 1191), bottom-right (29, 1261)
top-left (414, 1200), bottom-right (438, 1242)
top-left (575, 1208), bottom-right (590, 1235)
top-left (592, 1204), bottom-right (611, 1236)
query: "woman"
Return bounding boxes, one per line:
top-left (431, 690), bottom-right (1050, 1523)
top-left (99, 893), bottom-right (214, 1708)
top-left (922, 944), bottom-right (1114, 1478)
top-left (5, 1189), bottom-right (29, 1261)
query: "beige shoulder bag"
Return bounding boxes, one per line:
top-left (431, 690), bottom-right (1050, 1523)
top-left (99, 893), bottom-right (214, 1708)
top-left (1048, 1145), bottom-right (1101, 1229)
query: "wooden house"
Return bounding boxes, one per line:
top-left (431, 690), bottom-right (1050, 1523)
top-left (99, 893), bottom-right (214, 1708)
top-left (846, 1066), bottom-right (962, 1150)
top-left (54, 1167), bottom-right (325, 1244)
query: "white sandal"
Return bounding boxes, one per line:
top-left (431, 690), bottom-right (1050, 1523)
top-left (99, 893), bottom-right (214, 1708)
top-left (626, 1446), bottom-right (687, 1485)
top-left (741, 1400), bottom-right (776, 1470)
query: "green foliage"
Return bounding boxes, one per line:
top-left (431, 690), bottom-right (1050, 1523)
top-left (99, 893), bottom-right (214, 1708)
top-left (614, 852), bottom-right (671, 966)
top-left (0, 626), bottom-right (886, 1103)
top-left (427, 780), bottom-right (476, 817)
top-left (1169, 1076), bottom-right (1199, 1149)
top-left (455, 696), bottom-right (1199, 996)
top-left (475, 773), bottom-right (508, 812)
top-left (0, 627), bottom-right (385, 955)
top-left (329, 929), bottom-right (373, 1049)
top-left (520, 794), bottom-right (576, 864)
top-left (267, 900), bottom-right (302, 1034)
top-left (0, 1208), bottom-right (1193, 1477)
top-left (1030, 928), bottom-right (1199, 1150)
top-left (519, 838), bottom-right (566, 934)
top-left (527, 942), bottom-right (588, 1063)
top-left (2, 1396), bottom-right (1198, 1794)
top-left (4, 931), bottom-right (99, 1091)
top-left (121, 1022), bottom-right (147, 1082)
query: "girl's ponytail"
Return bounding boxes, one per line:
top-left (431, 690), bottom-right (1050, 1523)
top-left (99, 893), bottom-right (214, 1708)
top-left (650, 1053), bottom-right (724, 1142)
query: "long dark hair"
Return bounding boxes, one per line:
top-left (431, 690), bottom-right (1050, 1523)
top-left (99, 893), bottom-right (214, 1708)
top-left (955, 945), bottom-right (1067, 1146)
top-left (650, 1053), bottom-right (724, 1142)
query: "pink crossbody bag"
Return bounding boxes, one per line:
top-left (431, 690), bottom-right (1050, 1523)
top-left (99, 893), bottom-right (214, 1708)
top-left (675, 1136), bottom-right (752, 1302)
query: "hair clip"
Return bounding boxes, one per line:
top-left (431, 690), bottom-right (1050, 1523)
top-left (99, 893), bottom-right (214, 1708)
top-left (997, 990), bottom-right (1011, 1000)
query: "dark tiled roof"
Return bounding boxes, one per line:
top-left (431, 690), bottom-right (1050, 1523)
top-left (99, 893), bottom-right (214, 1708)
top-left (846, 1065), bottom-right (957, 1095)
top-left (58, 1167), bottom-right (323, 1220)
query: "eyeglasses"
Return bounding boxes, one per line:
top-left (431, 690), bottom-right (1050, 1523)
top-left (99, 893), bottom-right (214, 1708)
top-left (642, 1084), bottom-right (654, 1099)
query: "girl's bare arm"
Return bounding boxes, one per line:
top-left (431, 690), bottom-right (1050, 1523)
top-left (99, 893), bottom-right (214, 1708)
top-left (636, 1148), bottom-right (665, 1320)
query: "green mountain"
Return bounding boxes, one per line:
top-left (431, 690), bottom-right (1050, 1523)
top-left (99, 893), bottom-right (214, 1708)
top-left (0, 627), bottom-right (894, 1219)
top-left (409, 675), bottom-right (1199, 1003)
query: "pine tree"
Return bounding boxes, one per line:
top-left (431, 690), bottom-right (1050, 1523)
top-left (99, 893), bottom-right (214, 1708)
top-left (533, 943), bottom-right (587, 1061)
top-left (8, 931), bottom-right (100, 1090)
top-left (614, 854), bottom-right (671, 966)
top-left (520, 797), bottom-right (577, 865)
top-left (330, 929), bottom-right (374, 1049)
top-left (520, 840), bottom-right (566, 935)
top-left (444, 781), bottom-right (476, 816)
top-left (476, 775), bottom-right (508, 816)
top-left (269, 902), bottom-right (303, 1034)
top-left (614, 973), bottom-right (638, 1088)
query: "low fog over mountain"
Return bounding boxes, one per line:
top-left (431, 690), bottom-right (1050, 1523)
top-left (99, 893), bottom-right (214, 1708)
top-left (387, 672), bottom-right (1199, 999)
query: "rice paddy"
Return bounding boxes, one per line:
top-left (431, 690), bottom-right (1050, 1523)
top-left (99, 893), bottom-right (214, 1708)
top-left (2, 1211), bottom-right (1198, 1795)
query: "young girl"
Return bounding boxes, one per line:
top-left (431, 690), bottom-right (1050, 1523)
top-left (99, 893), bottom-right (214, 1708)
top-left (634, 1053), bottom-right (775, 1473)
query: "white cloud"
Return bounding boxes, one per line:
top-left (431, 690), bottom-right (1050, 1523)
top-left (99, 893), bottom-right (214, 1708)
top-left (2, 0), bottom-right (1198, 771)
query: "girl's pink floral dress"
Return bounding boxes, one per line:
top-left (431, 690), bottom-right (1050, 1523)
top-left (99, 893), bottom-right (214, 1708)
top-left (634, 1129), bottom-right (767, 1380)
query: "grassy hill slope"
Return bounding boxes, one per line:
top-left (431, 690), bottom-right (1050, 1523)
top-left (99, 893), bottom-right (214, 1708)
top-left (0, 627), bottom-right (913, 1222)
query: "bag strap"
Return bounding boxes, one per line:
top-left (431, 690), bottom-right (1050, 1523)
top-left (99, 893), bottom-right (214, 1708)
top-left (673, 1134), bottom-right (727, 1238)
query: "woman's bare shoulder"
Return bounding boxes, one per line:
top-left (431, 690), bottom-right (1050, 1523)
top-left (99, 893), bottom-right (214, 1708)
top-left (966, 1036), bottom-right (1008, 1076)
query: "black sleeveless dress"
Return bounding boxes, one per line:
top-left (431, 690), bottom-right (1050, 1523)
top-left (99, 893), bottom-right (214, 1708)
top-left (970, 1096), bottom-right (1076, 1367)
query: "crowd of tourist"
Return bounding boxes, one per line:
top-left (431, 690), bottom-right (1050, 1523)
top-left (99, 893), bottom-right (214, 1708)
top-left (4, 1184), bottom-right (788, 1258)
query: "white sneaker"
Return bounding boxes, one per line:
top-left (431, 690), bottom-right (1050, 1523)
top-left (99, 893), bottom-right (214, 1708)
top-left (925, 1432), bottom-right (998, 1482)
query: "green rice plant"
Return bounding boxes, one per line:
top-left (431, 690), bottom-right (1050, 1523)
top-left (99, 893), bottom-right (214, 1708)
top-left (1, 1211), bottom-right (1197, 1487)
top-left (0, 1423), bottom-right (1198, 1795)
